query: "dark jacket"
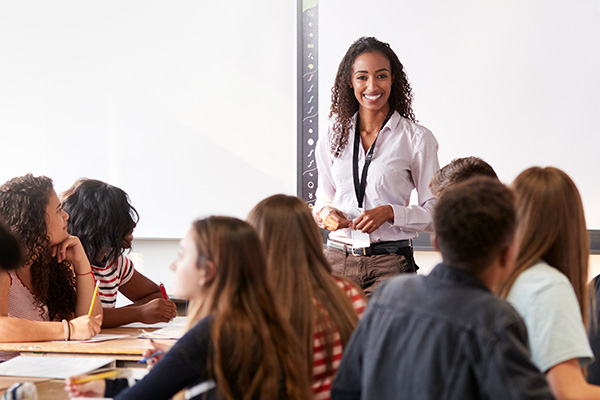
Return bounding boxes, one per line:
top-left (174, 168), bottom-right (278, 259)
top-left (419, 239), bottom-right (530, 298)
top-left (331, 263), bottom-right (555, 400)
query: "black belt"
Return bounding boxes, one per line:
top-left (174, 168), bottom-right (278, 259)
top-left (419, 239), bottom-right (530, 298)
top-left (327, 239), bottom-right (412, 257)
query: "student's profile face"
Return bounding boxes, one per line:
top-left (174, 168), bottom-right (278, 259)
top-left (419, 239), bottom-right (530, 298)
top-left (350, 51), bottom-right (393, 113)
top-left (170, 228), bottom-right (204, 299)
top-left (123, 229), bottom-right (134, 249)
top-left (45, 189), bottom-right (70, 246)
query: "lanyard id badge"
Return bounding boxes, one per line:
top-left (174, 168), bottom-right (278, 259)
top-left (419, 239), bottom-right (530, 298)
top-left (352, 207), bottom-right (371, 249)
top-left (351, 113), bottom-right (389, 249)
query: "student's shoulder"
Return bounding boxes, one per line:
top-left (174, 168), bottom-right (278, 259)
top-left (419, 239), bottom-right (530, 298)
top-left (511, 260), bottom-right (572, 298)
top-left (0, 269), bottom-right (11, 291)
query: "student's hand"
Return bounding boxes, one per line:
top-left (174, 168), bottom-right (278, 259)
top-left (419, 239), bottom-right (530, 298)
top-left (353, 205), bottom-right (394, 234)
top-left (51, 235), bottom-right (87, 267)
top-left (69, 314), bottom-right (102, 340)
top-left (143, 339), bottom-right (173, 370)
top-left (139, 298), bottom-right (177, 324)
top-left (65, 376), bottom-right (106, 397)
top-left (318, 206), bottom-right (352, 231)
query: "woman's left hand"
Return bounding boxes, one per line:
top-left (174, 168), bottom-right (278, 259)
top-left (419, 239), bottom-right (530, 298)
top-left (51, 235), bottom-right (87, 266)
top-left (64, 376), bottom-right (106, 397)
top-left (353, 205), bottom-right (394, 234)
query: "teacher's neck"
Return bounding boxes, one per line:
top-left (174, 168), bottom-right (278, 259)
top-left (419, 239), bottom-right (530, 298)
top-left (358, 104), bottom-right (391, 136)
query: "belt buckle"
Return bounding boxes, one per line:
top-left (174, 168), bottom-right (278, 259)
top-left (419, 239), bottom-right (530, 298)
top-left (351, 246), bottom-right (365, 257)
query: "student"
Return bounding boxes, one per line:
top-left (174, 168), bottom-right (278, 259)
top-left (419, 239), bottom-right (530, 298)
top-left (66, 216), bottom-right (310, 399)
top-left (429, 156), bottom-right (498, 198)
top-left (61, 178), bottom-right (177, 328)
top-left (0, 174), bottom-right (102, 342)
top-left (0, 218), bottom-right (23, 270)
top-left (499, 167), bottom-right (600, 399)
top-left (247, 194), bottom-right (367, 400)
top-left (588, 277), bottom-right (600, 384)
top-left (314, 36), bottom-right (439, 295)
top-left (331, 177), bottom-right (554, 400)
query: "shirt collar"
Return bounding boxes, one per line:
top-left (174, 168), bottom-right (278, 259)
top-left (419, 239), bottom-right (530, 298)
top-left (351, 110), bottom-right (400, 133)
top-left (429, 263), bottom-right (491, 293)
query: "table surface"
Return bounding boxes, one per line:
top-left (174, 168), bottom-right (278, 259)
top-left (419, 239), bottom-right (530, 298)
top-left (0, 327), bottom-right (176, 360)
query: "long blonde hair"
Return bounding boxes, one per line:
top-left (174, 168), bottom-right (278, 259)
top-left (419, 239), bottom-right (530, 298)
top-left (248, 195), bottom-right (363, 383)
top-left (499, 167), bottom-right (589, 327)
top-left (186, 216), bottom-right (310, 400)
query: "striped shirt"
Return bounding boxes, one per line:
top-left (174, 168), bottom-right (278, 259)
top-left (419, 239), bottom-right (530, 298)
top-left (92, 255), bottom-right (135, 308)
top-left (312, 277), bottom-right (366, 400)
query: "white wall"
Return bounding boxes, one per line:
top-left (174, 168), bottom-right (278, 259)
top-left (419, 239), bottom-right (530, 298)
top-left (318, 0), bottom-right (600, 228)
top-left (0, 1), bottom-right (298, 239)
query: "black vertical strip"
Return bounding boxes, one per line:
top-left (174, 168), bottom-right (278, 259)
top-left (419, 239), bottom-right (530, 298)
top-left (297, 1), bottom-right (319, 207)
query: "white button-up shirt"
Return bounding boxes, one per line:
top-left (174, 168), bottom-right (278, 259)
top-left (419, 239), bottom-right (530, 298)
top-left (314, 111), bottom-right (439, 243)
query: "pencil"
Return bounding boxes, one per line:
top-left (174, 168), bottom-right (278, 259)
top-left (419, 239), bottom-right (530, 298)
top-left (72, 370), bottom-right (118, 384)
top-left (139, 350), bottom-right (164, 364)
top-left (159, 282), bottom-right (168, 300)
top-left (88, 280), bottom-right (100, 316)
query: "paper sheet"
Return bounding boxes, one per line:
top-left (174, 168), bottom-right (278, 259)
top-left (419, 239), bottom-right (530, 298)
top-left (0, 356), bottom-right (114, 379)
top-left (50, 333), bottom-right (130, 343)
top-left (120, 316), bottom-right (187, 330)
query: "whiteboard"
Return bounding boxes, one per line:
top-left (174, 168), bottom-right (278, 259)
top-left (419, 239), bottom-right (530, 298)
top-left (0, 1), bottom-right (297, 238)
top-left (318, 0), bottom-right (600, 228)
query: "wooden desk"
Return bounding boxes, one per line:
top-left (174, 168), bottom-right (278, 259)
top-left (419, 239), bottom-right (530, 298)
top-left (0, 328), bottom-right (175, 367)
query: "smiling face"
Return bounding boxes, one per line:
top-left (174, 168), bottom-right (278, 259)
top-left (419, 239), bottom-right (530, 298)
top-left (351, 51), bottom-right (393, 114)
top-left (170, 228), bottom-right (206, 299)
top-left (45, 189), bottom-right (70, 246)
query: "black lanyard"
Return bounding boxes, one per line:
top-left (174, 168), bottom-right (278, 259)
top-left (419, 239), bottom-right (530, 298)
top-left (352, 114), bottom-right (388, 208)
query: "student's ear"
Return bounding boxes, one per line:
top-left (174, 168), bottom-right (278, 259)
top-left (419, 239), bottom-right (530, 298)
top-left (431, 233), bottom-right (439, 251)
top-left (498, 241), bottom-right (517, 272)
top-left (199, 261), bottom-right (216, 288)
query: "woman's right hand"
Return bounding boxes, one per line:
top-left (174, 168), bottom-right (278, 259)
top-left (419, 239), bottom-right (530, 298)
top-left (69, 314), bottom-right (102, 340)
top-left (318, 206), bottom-right (352, 231)
top-left (65, 375), bottom-right (106, 397)
top-left (143, 339), bottom-right (172, 370)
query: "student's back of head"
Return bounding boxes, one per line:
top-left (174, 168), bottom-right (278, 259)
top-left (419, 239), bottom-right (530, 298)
top-left (434, 177), bottom-right (515, 273)
top-left (61, 178), bottom-right (139, 264)
top-left (430, 156), bottom-right (498, 198)
top-left (247, 194), bottom-right (364, 393)
top-left (0, 218), bottom-right (23, 270)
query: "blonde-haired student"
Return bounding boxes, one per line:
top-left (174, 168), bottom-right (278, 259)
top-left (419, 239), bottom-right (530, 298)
top-left (248, 194), bottom-right (366, 399)
top-left (500, 166), bottom-right (600, 399)
top-left (67, 217), bottom-right (310, 399)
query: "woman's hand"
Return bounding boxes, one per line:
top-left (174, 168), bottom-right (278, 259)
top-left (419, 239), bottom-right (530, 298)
top-left (138, 298), bottom-right (177, 324)
top-left (65, 375), bottom-right (106, 397)
top-left (69, 314), bottom-right (102, 340)
top-left (51, 235), bottom-right (87, 268)
top-left (353, 205), bottom-right (394, 234)
top-left (143, 339), bottom-right (173, 370)
top-left (318, 206), bottom-right (352, 231)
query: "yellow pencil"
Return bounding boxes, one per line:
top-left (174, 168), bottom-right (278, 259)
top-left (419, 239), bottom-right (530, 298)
top-left (72, 370), bottom-right (118, 384)
top-left (88, 280), bottom-right (100, 316)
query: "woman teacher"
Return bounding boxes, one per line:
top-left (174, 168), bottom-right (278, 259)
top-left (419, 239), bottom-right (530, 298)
top-left (314, 36), bottom-right (439, 296)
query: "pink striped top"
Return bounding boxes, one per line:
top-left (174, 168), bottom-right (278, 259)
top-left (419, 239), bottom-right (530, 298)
top-left (312, 277), bottom-right (366, 400)
top-left (8, 270), bottom-right (49, 321)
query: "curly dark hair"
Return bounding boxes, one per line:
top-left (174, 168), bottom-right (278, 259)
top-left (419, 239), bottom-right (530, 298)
top-left (61, 178), bottom-right (139, 264)
top-left (0, 174), bottom-right (76, 321)
top-left (329, 36), bottom-right (416, 156)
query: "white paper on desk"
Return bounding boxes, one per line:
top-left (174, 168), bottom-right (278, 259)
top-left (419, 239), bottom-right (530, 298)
top-left (51, 333), bottom-right (130, 343)
top-left (120, 316), bottom-right (187, 330)
top-left (139, 324), bottom-right (186, 340)
top-left (0, 356), bottom-right (114, 379)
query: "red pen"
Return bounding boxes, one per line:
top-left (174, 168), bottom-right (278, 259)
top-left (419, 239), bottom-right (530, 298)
top-left (159, 282), bottom-right (168, 300)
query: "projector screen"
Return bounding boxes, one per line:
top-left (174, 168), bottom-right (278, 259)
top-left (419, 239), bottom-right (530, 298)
top-left (318, 0), bottom-right (600, 228)
top-left (0, 1), bottom-right (297, 238)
